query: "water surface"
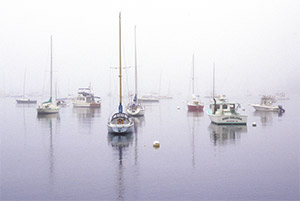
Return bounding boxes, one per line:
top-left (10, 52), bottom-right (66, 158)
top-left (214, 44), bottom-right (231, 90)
top-left (1, 95), bottom-right (299, 200)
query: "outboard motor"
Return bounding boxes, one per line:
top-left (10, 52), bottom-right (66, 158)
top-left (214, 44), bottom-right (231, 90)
top-left (278, 105), bottom-right (285, 113)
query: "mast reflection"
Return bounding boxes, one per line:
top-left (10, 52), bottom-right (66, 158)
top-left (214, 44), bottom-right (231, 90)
top-left (37, 113), bottom-right (60, 192)
top-left (187, 111), bottom-right (202, 167)
top-left (208, 124), bottom-right (247, 146)
top-left (107, 133), bottom-right (133, 201)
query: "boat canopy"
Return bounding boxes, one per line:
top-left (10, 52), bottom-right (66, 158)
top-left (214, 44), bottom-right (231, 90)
top-left (261, 95), bottom-right (276, 104)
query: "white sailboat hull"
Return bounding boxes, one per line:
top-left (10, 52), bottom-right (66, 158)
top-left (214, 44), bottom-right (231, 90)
top-left (126, 107), bottom-right (145, 116)
top-left (208, 112), bottom-right (247, 125)
top-left (251, 104), bottom-right (280, 112)
top-left (37, 103), bottom-right (60, 114)
top-left (16, 98), bottom-right (37, 104)
top-left (107, 122), bottom-right (134, 134)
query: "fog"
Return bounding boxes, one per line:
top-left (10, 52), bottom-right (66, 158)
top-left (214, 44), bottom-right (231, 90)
top-left (0, 0), bottom-right (299, 99)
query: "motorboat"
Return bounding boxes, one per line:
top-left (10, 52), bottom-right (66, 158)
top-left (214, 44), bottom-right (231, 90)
top-left (207, 64), bottom-right (246, 125)
top-left (251, 95), bottom-right (285, 112)
top-left (107, 13), bottom-right (134, 134)
top-left (72, 86), bottom-right (101, 108)
top-left (207, 96), bottom-right (247, 125)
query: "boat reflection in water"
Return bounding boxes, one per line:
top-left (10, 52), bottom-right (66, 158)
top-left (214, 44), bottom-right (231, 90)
top-left (187, 111), bottom-right (202, 168)
top-left (208, 124), bottom-right (247, 146)
top-left (37, 113), bottom-right (60, 121)
top-left (107, 133), bottom-right (134, 201)
top-left (37, 113), bottom-right (60, 191)
top-left (72, 107), bottom-right (101, 119)
top-left (253, 111), bottom-right (278, 126)
top-left (72, 107), bottom-right (101, 134)
top-left (131, 116), bottom-right (145, 133)
top-left (187, 111), bottom-right (204, 118)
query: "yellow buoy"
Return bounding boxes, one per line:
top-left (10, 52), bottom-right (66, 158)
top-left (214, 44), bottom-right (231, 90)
top-left (153, 140), bottom-right (160, 148)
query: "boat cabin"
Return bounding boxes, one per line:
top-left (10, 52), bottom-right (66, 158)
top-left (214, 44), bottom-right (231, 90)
top-left (76, 93), bottom-right (95, 103)
top-left (260, 96), bottom-right (276, 106)
top-left (210, 100), bottom-right (240, 115)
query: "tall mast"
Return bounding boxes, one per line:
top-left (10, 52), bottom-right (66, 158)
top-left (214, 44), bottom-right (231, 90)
top-left (213, 62), bottom-right (215, 99)
top-left (134, 25), bottom-right (138, 98)
top-left (50, 35), bottom-right (53, 101)
top-left (23, 68), bottom-right (27, 98)
top-left (192, 54), bottom-right (194, 95)
top-left (118, 12), bottom-right (122, 112)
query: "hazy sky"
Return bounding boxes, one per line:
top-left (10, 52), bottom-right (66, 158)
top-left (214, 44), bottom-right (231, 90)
top-left (0, 0), bottom-right (299, 99)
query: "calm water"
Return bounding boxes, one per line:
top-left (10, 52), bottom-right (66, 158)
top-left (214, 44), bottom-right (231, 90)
top-left (1, 95), bottom-right (299, 201)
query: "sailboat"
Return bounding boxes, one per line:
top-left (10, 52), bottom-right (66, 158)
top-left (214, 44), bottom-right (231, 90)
top-left (37, 36), bottom-right (60, 114)
top-left (207, 64), bottom-right (247, 125)
top-left (107, 13), bottom-right (134, 134)
top-left (126, 26), bottom-right (145, 116)
top-left (16, 68), bottom-right (37, 104)
top-left (187, 55), bottom-right (204, 112)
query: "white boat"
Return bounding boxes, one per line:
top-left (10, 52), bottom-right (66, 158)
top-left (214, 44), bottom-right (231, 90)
top-left (72, 85), bottom-right (101, 108)
top-left (251, 95), bottom-right (285, 112)
top-left (16, 68), bottom-right (37, 104)
top-left (207, 64), bottom-right (247, 125)
top-left (127, 100), bottom-right (145, 116)
top-left (37, 36), bottom-right (60, 115)
top-left (107, 13), bottom-right (134, 134)
top-left (207, 96), bottom-right (247, 125)
top-left (126, 26), bottom-right (145, 117)
top-left (187, 55), bottom-right (204, 112)
top-left (138, 94), bottom-right (159, 102)
top-left (16, 98), bottom-right (37, 104)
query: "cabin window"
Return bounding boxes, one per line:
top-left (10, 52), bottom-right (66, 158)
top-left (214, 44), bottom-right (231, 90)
top-left (223, 104), bottom-right (228, 109)
top-left (216, 105), bottom-right (220, 109)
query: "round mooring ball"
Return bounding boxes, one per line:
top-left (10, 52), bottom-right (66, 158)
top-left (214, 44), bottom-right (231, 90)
top-left (153, 140), bottom-right (160, 148)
